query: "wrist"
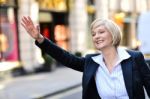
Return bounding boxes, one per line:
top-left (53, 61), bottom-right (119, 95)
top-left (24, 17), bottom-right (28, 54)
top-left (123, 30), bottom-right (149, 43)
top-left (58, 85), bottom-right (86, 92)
top-left (36, 34), bottom-right (44, 43)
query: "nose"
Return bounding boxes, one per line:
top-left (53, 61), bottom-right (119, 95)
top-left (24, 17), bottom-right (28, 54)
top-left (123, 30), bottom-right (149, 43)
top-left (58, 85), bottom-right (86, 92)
top-left (94, 33), bottom-right (100, 39)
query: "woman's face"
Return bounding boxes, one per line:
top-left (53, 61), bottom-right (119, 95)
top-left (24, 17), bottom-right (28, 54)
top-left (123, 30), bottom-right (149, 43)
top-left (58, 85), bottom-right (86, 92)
top-left (91, 25), bottom-right (113, 50)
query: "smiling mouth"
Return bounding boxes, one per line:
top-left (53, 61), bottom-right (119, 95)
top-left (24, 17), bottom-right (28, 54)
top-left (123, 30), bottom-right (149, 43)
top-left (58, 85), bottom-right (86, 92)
top-left (96, 40), bottom-right (103, 44)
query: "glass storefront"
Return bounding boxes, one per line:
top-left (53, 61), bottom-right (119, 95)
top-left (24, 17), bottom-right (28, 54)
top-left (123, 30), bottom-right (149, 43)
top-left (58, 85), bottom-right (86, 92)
top-left (54, 25), bottom-right (69, 50)
top-left (38, 0), bottom-right (70, 50)
top-left (0, 8), bottom-right (19, 61)
top-left (0, 0), bottom-right (19, 68)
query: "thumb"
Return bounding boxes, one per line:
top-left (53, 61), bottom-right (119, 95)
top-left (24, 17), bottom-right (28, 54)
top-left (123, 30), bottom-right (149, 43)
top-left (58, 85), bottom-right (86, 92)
top-left (36, 24), bottom-right (40, 33)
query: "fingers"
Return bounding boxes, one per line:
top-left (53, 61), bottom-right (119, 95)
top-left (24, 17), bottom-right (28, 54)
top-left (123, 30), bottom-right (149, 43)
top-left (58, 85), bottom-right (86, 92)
top-left (21, 16), bottom-right (35, 32)
top-left (22, 16), bottom-right (29, 26)
top-left (28, 16), bottom-right (34, 26)
top-left (21, 17), bottom-right (29, 31)
top-left (21, 17), bottom-right (27, 26)
top-left (21, 22), bottom-right (27, 31)
top-left (21, 16), bottom-right (29, 30)
top-left (21, 16), bottom-right (33, 26)
top-left (21, 16), bottom-right (42, 40)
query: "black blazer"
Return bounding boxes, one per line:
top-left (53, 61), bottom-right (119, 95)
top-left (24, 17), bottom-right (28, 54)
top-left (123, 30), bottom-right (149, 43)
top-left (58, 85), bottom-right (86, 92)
top-left (35, 38), bottom-right (150, 99)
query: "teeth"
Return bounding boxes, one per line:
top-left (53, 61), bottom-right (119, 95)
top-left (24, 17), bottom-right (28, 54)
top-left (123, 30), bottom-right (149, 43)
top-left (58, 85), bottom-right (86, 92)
top-left (97, 40), bottom-right (103, 43)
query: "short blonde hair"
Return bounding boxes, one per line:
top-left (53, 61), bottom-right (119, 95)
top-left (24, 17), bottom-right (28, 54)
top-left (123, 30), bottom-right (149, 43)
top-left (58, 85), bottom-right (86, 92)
top-left (90, 18), bottom-right (122, 47)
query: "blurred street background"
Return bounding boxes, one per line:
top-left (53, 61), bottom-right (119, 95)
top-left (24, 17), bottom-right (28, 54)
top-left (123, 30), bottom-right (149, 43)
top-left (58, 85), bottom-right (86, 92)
top-left (0, 0), bottom-right (150, 99)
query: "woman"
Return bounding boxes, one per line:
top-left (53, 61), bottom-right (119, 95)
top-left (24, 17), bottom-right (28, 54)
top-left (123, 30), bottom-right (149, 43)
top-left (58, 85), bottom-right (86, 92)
top-left (21, 16), bottom-right (150, 99)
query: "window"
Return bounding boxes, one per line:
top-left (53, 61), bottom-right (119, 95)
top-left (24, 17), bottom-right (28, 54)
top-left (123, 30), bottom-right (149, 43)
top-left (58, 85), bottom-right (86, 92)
top-left (0, 7), bottom-right (19, 61)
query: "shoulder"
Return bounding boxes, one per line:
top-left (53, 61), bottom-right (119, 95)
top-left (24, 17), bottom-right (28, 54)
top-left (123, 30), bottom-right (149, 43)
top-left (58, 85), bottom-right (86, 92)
top-left (126, 49), bottom-right (144, 59)
top-left (85, 53), bottom-right (100, 58)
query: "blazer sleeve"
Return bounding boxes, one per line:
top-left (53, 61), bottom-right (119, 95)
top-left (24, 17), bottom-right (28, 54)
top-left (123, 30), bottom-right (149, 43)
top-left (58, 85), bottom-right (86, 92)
top-left (136, 52), bottom-right (150, 97)
top-left (35, 38), bottom-right (85, 72)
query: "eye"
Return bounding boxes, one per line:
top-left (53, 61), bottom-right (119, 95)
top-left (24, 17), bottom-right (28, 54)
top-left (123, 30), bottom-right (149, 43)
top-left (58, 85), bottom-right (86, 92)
top-left (98, 31), bottom-right (105, 34)
top-left (92, 32), bottom-right (96, 36)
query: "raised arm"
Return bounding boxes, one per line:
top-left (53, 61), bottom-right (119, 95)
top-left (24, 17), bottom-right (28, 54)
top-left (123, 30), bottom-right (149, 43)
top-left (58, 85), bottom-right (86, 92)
top-left (21, 16), bottom-right (85, 72)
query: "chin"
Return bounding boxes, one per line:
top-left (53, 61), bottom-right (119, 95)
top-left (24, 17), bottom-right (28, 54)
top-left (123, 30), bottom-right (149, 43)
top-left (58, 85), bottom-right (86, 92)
top-left (96, 45), bottom-right (108, 50)
top-left (95, 46), bottom-right (103, 50)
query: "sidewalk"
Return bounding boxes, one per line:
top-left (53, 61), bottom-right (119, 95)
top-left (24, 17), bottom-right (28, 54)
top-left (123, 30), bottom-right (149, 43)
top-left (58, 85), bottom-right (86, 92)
top-left (0, 67), bottom-right (82, 99)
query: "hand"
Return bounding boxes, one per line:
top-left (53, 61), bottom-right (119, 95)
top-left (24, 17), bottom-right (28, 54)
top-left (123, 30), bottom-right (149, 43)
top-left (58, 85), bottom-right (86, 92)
top-left (21, 16), bottom-right (44, 42)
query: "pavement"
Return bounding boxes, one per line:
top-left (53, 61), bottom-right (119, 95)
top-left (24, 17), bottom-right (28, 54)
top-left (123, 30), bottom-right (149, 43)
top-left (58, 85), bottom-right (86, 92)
top-left (0, 67), bottom-right (82, 99)
top-left (0, 67), bottom-right (149, 99)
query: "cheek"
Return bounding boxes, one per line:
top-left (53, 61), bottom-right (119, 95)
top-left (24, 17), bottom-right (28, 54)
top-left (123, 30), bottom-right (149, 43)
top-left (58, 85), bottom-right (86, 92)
top-left (92, 37), bottom-right (95, 42)
top-left (106, 37), bottom-right (112, 44)
top-left (110, 35), bottom-right (113, 42)
top-left (108, 38), bottom-right (113, 45)
top-left (106, 34), bottom-right (113, 42)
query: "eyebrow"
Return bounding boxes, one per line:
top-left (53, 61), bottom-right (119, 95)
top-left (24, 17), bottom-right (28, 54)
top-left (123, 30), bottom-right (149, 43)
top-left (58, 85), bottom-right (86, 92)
top-left (92, 24), bottom-right (102, 30)
top-left (91, 26), bottom-right (105, 32)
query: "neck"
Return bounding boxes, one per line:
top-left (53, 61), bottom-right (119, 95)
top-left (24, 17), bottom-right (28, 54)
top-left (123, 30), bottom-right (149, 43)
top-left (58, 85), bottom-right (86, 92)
top-left (101, 47), bottom-right (118, 59)
top-left (101, 46), bottom-right (119, 72)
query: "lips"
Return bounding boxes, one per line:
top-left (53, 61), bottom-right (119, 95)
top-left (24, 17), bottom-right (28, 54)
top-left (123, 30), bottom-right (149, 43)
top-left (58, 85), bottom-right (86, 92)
top-left (96, 40), bottom-right (103, 44)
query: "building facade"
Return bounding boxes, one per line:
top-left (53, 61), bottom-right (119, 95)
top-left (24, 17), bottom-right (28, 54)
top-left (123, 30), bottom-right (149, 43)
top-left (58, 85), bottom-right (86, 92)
top-left (0, 0), bottom-right (150, 73)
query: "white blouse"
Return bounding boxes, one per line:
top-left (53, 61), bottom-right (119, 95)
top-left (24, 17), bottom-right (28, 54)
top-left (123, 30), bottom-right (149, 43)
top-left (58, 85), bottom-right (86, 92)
top-left (92, 47), bottom-right (130, 99)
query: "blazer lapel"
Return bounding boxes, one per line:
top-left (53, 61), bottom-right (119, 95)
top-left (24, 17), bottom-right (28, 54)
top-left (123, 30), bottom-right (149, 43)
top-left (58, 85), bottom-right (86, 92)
top-left (121, 57), bottom-right (133, 99)
top-left (83, 58), bottom-right (99, 93)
